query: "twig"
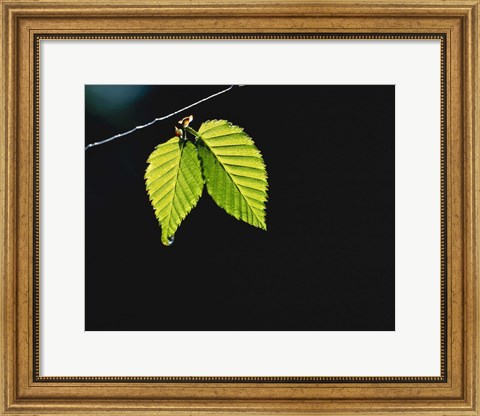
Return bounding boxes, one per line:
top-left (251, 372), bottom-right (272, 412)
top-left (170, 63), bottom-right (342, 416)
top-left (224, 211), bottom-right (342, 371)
top-left (85, 85), bottom-right (244, 151)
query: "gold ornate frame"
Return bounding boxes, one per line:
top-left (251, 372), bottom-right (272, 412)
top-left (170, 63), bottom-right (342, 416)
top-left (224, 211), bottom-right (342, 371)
top-left (1, 0), bottom-right (478, 414)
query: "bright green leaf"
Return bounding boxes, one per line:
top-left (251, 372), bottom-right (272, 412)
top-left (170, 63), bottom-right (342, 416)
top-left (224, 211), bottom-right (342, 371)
top-left (145, 137), bottom-right (203, 246)
top-left (196, 120), bottom-right (268, 230)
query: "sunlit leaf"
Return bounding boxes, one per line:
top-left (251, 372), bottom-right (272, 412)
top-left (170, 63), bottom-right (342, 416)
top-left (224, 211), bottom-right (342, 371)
top-left (196, 120), bottom-right (268, 230)
top-left (145, 138), bottom-right (203, 246)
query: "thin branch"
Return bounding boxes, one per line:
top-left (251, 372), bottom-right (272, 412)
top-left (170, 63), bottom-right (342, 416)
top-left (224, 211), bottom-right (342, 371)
top-left (85, 85), bottom-right (245, 151)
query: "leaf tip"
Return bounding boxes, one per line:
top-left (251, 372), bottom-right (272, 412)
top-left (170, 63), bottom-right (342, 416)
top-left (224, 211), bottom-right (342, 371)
top-left (161, 235), bottom-right (175, 246)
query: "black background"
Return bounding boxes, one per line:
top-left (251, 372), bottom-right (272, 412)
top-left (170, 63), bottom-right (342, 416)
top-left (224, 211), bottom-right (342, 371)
top-left (85, 85), bottom-right (395, 331)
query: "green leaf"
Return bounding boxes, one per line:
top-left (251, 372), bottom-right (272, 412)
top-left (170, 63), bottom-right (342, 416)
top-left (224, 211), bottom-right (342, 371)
top-left (196, 120), bottom-right (268, 230)
top-left (145, 137), bottom-right (203, 246)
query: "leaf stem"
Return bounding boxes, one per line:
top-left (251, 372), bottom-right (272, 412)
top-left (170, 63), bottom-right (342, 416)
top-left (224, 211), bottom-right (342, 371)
top-left (184, 126), bottom-right (200, 139)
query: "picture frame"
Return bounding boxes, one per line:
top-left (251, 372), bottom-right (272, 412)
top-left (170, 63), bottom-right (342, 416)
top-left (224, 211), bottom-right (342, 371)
top-left (1, 0), bottom-right (478, 414)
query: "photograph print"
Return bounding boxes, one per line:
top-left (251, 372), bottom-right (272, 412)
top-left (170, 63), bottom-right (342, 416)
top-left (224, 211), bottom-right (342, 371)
top-left (85, 84), bottom-right (395, 331)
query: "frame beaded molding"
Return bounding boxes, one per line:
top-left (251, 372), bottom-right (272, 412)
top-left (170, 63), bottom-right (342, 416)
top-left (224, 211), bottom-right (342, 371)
top-left (33, 33), bottom-right (447, 384)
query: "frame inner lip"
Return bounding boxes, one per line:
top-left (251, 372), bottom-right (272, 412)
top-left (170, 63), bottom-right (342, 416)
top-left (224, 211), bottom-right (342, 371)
top-left (32, 33), bottom-right (447, 383)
